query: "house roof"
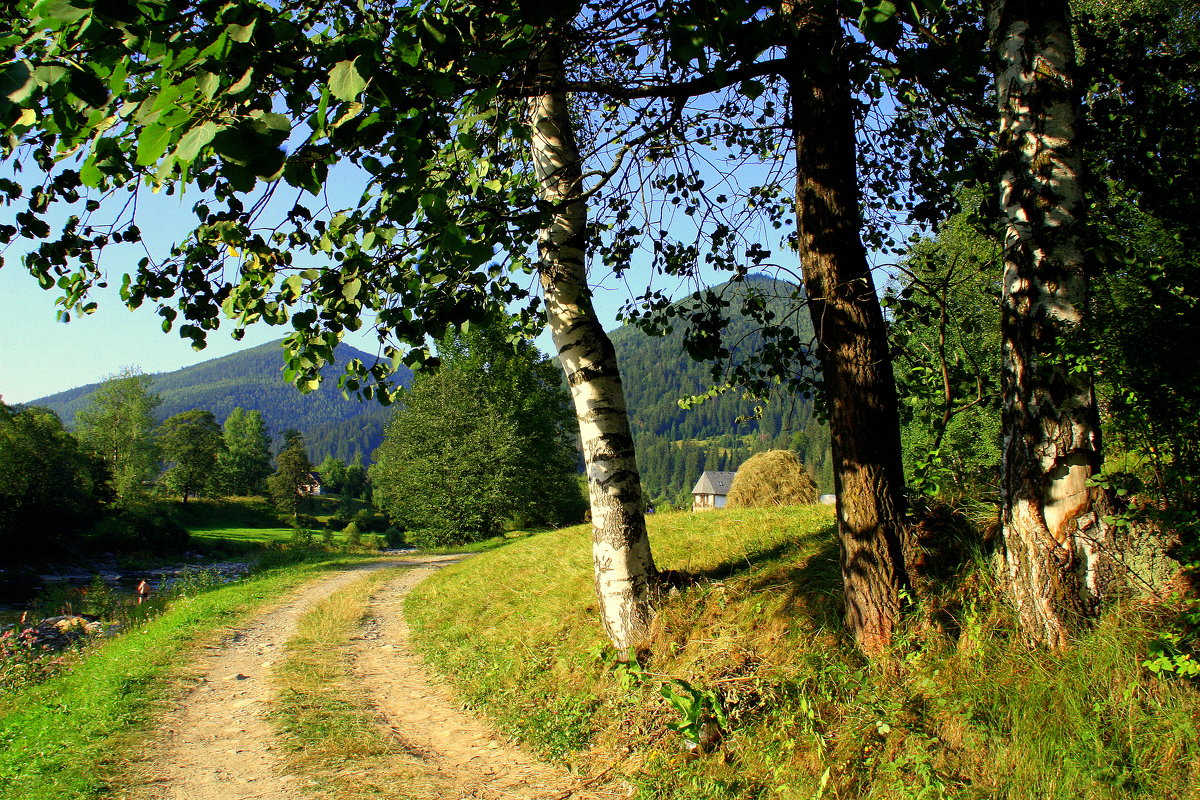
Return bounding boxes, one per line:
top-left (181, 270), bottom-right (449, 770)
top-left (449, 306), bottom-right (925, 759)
top-left (691, 471), bottom-right (738, 496)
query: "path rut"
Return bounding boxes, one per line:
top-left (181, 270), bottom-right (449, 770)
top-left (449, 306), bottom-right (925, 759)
top-left (125, 556), bottom-right (625, 800)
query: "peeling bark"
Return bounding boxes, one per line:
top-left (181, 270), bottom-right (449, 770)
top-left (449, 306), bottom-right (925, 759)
top-left (991, 0), bottom-right (1117, 649)
top-left (528, 46), bottom-right (658, 652)
top-left (784, 3), bottom-right (910, 655)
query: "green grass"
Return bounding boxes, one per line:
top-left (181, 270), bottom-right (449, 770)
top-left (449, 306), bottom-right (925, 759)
top-left (406, 507), bottom-right (1200, 800)
top-left (270, 567), bottom-right (430, 800)
top-left (0, 555), bottom-right (376, 800)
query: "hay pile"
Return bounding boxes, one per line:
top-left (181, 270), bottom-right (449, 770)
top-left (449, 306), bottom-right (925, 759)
top-left (726, 450), bottom-right (818, 508)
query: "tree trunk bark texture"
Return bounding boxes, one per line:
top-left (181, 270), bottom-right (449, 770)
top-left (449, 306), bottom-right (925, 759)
top-left (991, 0), bottom-right (1116, 649)
top-left (785, 3), bottom-right (910, 655)
top-left (528, 47), bottom-right (659, 653)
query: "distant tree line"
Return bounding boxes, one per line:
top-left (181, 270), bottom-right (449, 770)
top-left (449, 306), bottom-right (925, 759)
top-left (0, 366), bottom-right (375, 559)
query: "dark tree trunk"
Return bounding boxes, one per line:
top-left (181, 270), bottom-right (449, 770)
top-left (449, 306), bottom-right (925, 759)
top-left (784, 3), bottom-right (910, 655)
top-left (991, 0), bottom-right (1117, 649)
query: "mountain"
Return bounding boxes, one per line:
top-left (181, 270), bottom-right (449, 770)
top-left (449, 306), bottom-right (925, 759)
top-left (611, 274), bottom-right (833, 504)
top-left (26, 274), bottom-right (831, 499)
top-left (29, 340), bottom-right (411, 465)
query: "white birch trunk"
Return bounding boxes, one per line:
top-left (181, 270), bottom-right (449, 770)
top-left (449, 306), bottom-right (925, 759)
top-left (992, 0), bottom-right (1116, 649)
top-left (527, 47), bottom-right (658, 652)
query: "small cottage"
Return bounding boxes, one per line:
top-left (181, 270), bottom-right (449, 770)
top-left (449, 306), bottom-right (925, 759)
top-left (691, 470), bottom-right (738, 511)
top-left (300, 472), bottom-right (325, 496)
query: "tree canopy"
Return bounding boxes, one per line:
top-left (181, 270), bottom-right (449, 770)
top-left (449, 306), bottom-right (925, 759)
top-left (371, 326), bottom-right (585, 547)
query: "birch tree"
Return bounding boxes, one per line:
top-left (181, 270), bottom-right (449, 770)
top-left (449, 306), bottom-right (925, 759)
top-left (528, 43), bottom-right (658, 651)
top-left (990, 0), bottom-right (1117, 648)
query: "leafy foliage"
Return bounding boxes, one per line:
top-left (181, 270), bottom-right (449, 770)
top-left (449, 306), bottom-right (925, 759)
top-left (72, 367), bottom-right (161, 501)
top-left (268, 436), bottom-right (313, 519)
top-left (0, 403), bottom-right (101, 556)
top-left (371, 327), bottom-right (585, 547)
top-left (213, 406), bottom-right (272, 495)
top-left (157, 408), bottom-right (224, 501)
top-left (886, 197), bottom-right (1002, 499)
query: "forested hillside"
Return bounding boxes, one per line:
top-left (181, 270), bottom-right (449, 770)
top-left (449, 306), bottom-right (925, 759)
top-left (26, 282), bottom-right (829, 498)
top-left (30, 341), bottom-right (410, 464)
top-left (612, 274), bottom-right (833, 505)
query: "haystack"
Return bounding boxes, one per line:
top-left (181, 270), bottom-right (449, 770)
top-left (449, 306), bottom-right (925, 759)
top-left (726, 450), bottom-right (818, 508)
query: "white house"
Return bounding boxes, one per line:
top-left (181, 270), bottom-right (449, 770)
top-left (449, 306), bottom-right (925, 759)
top-left (691, 470), bottom-right (738, 511)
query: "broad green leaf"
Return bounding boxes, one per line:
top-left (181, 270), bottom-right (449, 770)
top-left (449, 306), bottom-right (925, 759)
top-left (32, 0), bottom-right (90, 24)
top-left (135, 123), bottom-right (172, 166)
top-left (79, 156), bottom-right (103, 187)
top-left (343, 278), bottom-right (363, 301)
top-left (227, 20), bottom-right (256, 43)
top-left (226, 67), bottom-right (253, 96)
top-left (32, 65), bottom-right (68, 87)
top-left (174, 120), bottom-right (220, 163)
top-left (1, 61), bottom-right (34, 104)
top-left (328, 59), bottom-right (367, 102)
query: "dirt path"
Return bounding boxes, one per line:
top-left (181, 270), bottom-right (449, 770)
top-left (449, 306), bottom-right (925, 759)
top-left (353, 563), bottom-right (626, 800)
top-left (126, 556), bottom-right (625, 800)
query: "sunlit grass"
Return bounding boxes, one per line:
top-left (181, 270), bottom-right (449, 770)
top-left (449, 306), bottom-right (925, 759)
top-left (407, 506), bottom-right (1200, 800)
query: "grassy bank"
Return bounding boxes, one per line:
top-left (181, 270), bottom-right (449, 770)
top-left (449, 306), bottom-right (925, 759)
top-left (406, 507), bottom-right (1200, 800)
top-left (270, 567), bottom-right (431, 800)
top-left (0, 555), bottom-right (375, 800)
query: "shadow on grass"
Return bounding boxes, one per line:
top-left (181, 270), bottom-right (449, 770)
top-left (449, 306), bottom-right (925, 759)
top-left (664, 523), bottom-right (846, 635)
top-left (759, 531), bottom-right (844, 633)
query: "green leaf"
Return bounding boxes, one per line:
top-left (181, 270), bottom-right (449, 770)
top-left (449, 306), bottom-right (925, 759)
top-left (328, 59), bottom-right (367, 102)
top-left (136, 123), bottom-right (172, 167)
top-left (1, 61), bottom-right (34, 104)
top-left (226, 20), bottom-right (256, 43)
top-left (174, 121), bottom-right (220, 164)
top-left (79, 157), bottom-right (104, 187)
top-left (32, 0), bottom-right (90, 24)
top-left (226, 67), bottom-right (253, 96)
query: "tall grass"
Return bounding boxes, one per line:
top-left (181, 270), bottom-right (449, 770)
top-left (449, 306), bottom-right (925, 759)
top-left (406, 507), bottom-right (1200, 799)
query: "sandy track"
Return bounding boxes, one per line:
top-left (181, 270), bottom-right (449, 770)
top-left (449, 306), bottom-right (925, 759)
top-left (126, 560), bottom-right (395, 800)
top-left (124, 555), bottom-right (625, 800)
top-left (353, 563), bottom-right (626, 800)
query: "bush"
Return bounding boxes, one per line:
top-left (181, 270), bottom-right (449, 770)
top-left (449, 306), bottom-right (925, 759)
top-left (384, 526), bottom-right (407, 548)
top-left (726, 450), bottom-right (818, 509)
top-left (352, 509), bottom-right (388, 533)
top-left (343, 522), bottom-right (362, 546)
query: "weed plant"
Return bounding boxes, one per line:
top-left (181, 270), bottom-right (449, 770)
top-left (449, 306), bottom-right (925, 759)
top-left (406, 507), bottom-right (1200, 800)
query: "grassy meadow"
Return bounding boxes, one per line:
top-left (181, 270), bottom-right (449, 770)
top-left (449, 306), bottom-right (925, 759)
top-left (406, 507), bottom-right (1200, 800)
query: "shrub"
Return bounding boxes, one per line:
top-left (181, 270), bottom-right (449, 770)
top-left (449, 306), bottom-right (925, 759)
top-left (352, 509), bottom-right (388, 533)
top-left (726, 450), bottom-right (818, 509)
top-left (343, 521), bottom-right (362, 546)
top-left (88, 501), bottom-right (189, 554)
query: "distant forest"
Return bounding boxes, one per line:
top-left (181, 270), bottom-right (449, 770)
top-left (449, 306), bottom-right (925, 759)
top-left (29, 276), bottom-right (832, 500)
top-left (613, 275), bottom-right (833, 505)
top-left (30, 341), bottom-right (409, 465)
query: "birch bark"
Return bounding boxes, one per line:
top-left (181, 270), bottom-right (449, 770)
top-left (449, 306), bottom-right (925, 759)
top-left (991, 0), bottom-right (1116, 649)
top-left (528, 46), bottom-right (659, 652)
top-left (784, 3), bottom-right (910, 655)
